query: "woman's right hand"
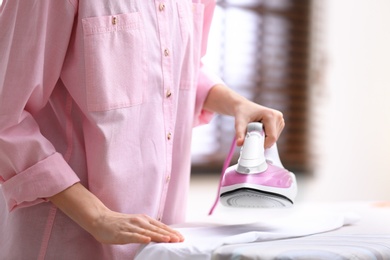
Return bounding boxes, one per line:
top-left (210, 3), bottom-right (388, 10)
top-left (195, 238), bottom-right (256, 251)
top-left (90, 210), bottom-right (184, 244)
top-left (49, 183), bottom-right (184, 245)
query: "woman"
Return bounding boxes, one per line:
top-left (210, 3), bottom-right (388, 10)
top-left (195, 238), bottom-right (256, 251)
top-left (0, 0), bottom-right (284, 259)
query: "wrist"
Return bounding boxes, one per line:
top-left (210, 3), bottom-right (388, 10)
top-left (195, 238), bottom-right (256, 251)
top-left (204, 84), bottom-right (248, 116)
top-left (49, 183), bottom-right (110, 235)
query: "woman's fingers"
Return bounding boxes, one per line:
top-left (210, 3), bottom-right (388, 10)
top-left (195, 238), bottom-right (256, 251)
top-left (133, 216), bottom-right (184, 242)
top-left (234, 102), bottom-right (285, 148)
top-left (261, 109), bottom-right (284, 148)
top-left (136, 215), bottom-right (184, 242)
top-left (234, 118), bottom-right (247, 146)
top-left (92, 212), bottom-right (184, 245)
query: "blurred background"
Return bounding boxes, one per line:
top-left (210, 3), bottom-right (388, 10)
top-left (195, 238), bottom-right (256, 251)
top-left (189, 0), bottom-right (390, 217)
top-left (1, 0), bottom-right (389, 217)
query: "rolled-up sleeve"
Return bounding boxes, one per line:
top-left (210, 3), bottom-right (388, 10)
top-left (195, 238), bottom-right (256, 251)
top-left (0, 1), bottom-right (80, 211)
top-left (193, 0), bottom-right (225, 127)
top-left (1, 153), bottom-right (79, 211)
top-left (194, 65), bottom-right (225, 126)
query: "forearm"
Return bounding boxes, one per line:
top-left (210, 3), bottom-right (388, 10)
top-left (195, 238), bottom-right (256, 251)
top-left (203, 84), bottom-right (248, 117)
top-left (48, 182), bottom-right (184, 244)
top-left (49, 182), bottom-right (108, 235)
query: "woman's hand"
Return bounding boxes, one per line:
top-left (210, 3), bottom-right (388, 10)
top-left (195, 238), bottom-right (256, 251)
top-left (233, 101), bottom-right (284, 148)
top-left (203, 84), bottom-right (285, 148)
top-left (90, 210), bottom-right (184, 244)
top-left (49, 183), bottom-right (184, 245)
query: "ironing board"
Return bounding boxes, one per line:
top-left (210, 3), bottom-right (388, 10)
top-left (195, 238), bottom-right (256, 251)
top-left (135, 201), bottom-right (390, 259)
top-left (211, 201), bottom-right (390, 259)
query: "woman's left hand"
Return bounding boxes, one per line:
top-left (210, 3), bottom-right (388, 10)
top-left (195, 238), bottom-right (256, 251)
top-left (233, 101), bottom-right (284, 148)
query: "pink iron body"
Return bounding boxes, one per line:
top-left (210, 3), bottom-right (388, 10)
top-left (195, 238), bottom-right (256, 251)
top-left (219, 122), bottom-right (297, 208)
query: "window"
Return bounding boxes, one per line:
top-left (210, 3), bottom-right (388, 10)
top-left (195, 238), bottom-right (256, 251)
top-left (192, 0), bottom-right (315, 174)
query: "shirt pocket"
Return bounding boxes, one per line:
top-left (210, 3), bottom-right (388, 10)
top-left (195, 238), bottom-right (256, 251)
top-left (82, 12), bottom-right (146, 112)
top-left (176, 1), bottom-right (192, 44)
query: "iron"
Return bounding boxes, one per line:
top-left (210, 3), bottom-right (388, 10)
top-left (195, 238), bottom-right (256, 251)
top-left (209, 122), bottom-right (297, 214)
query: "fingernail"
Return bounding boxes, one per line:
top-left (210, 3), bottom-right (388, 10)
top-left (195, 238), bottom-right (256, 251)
top-left (162, 235), bottom-right (170, 242)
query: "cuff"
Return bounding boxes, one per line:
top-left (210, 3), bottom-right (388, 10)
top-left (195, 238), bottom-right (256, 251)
top-left (194, 65), bottom-right (225, 126)
top-left (1, 152), bottom-right (80, 212)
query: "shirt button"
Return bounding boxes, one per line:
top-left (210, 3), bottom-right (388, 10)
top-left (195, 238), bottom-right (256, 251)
top-left (166, 89), bottom-right (172, 98)
top-left (166, 175), bottom-right (171, 183)
top-left (167, 132), bottom-right (172, 140)
top-left (159, 3), bottom-right (166, 11)
top-left (164, 48), bottom-right (170, 57)
top-left (112, 16), bottom-right (117, 25)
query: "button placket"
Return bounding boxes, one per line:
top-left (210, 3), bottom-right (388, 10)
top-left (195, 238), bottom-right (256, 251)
top-left (155, 0), bottom-right (175, 223)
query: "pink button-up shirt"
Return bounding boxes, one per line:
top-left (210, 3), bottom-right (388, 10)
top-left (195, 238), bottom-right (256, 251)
top-left (0, 0), bottom-right (221, 259)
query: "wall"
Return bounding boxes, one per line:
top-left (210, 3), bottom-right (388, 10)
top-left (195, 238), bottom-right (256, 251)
top-left (304, 0), bottom-right (390, 201)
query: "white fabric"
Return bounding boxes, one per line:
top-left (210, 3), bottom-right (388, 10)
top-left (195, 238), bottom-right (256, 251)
top-left (135, 207), bottom-right (360, 260)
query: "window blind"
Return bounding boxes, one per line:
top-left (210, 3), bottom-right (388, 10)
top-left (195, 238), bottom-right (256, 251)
top-left (191, 0), bottom-right (315, 174)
